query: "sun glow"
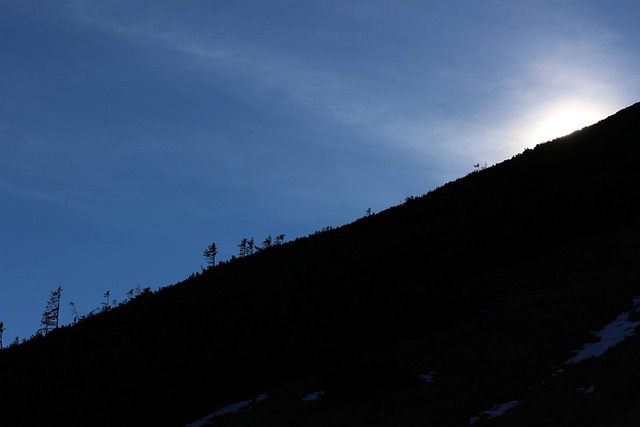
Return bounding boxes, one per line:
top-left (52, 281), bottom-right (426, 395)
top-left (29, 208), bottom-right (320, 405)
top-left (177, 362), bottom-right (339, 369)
top-left (532, 105), bottom-right (603, 144)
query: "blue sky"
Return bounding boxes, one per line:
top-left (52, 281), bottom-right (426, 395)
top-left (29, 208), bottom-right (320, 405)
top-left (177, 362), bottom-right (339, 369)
top-left (1, 0), bottom-right (639, 343)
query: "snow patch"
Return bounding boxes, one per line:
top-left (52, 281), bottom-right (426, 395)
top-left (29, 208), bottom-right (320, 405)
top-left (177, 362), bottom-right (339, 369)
top-left (302, 391), bottom-right (324, 402)
top-left (469, 400), bottom-right (519, 425)
top-left (566, 311), bottom-right (640, 364)
top-left (185, 393), bottom-right (267, 427)
top-left (576, 385), bottom-right (595, 396)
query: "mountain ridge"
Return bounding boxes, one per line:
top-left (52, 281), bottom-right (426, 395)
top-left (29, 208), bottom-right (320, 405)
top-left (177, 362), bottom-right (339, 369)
top-left (1, 101), bottom-right (640, 426)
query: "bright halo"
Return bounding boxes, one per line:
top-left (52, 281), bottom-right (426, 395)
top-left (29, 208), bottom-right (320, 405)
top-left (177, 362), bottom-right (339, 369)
top-left (532, 105), bottom-right (603, 144)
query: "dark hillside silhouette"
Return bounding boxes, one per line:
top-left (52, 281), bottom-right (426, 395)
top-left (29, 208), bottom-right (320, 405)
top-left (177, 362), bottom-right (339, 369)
top-left (1, 101), bottom-right (640, 426)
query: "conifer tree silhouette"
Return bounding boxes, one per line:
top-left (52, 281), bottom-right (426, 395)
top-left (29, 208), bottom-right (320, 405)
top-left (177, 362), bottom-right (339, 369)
top-left (40, 286), bottom-right (62, 335)
top-left (203, 242), bottom-right (218, 267)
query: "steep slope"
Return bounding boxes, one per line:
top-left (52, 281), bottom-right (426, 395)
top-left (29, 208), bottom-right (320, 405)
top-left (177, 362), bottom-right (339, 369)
top-left (202, 221), bottom-right (640, 427)
top-left (1, 101), bottom-right (639, 426)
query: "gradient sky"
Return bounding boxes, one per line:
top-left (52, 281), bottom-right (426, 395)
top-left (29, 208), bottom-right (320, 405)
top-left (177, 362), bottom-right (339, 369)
top-left (1, 0), bottom-right (639, 343)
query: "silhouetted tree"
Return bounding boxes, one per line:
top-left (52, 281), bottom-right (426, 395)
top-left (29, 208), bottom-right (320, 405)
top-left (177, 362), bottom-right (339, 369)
top-left (262, 235), bottom-right (273, 249)
top-left (102, 291), bottom-right (111, 312)
top-left (260, 234), bottom-right (285, 250)
top-left (40, 286), bottom-right (62, 335)
top-left (238, 238), bottom-right (257, 257)
top-left (238, 238), bottom-right (248, 257)
top-left (203, 242), bottom-right (218, 267)
top-left (69, 302), bottom-right (80, 324)
top-left (124, 285), bottom-right (145, 300)
top-left (472, 161), bottom-right (488, 173)
top-left (0, 321), bottom-right (5, 349)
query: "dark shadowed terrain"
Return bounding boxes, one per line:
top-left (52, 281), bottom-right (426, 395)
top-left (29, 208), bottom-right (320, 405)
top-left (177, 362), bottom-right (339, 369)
top-left (1, 101), bottom-right (640, 426)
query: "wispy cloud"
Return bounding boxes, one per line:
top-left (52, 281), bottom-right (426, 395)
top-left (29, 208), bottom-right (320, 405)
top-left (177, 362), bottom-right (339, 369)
top-left (67, 8), bottom-right (431, 161)
top-left (15, 1), bottom-right (638, 199)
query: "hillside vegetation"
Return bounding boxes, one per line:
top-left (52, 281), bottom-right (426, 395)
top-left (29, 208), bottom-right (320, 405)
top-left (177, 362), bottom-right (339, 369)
top-left (1, 101), bottom-right (640, 426)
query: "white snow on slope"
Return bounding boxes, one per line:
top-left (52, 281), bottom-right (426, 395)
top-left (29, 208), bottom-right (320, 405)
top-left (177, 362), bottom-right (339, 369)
top-left (469, 297), bottom-right (640, 424)
top-left (469, 400), bottom-right (519, 425)
top-left (576, 385), bottom-right (595, 396)
top-left (185, 393), bottom-right (267, 427)
top-left (302, 391), bottom-right (324, 402)
top-left (186, 299), bottom-right (640, 426)
top-left (566, 305), bottom-right (640, 364)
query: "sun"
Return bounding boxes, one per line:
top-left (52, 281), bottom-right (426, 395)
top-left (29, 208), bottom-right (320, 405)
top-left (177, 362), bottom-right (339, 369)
top-left (532, 105), bottom-right (603, 144)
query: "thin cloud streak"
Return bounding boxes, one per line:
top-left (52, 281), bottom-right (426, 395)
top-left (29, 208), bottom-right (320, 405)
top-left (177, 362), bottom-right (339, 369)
top-left (96, 20), bottom-right (394, 133)
top-left (94, 13), bottom-right (638, 192)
